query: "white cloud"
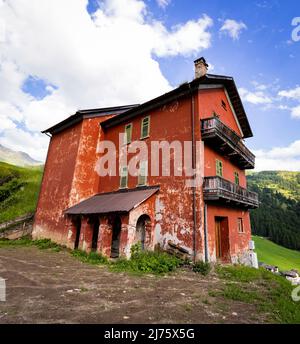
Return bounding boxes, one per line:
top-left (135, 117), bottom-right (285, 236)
top-left (151, 15), bottom-right (213, 57)
top-left (278, 86), bottom-right (300, 119)
top-left (0, 127), bottom-right (49, 162)
top-left (278, 86), bottom-right (300, 99)
top-left (239, 87), bottom-right (272, 105)
top-left (0, 0), bottom-right (213, 161)
top-left (156, 0), bottom-right (171, 9)
top-left (220, 19), bottom-right (247, 40)
top-left (291, 105), bottom-right (300, 119)
top-left (254, 140), bottom-right (300, 171)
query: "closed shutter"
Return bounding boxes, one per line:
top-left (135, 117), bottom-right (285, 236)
top-left (234, 172), bottom-right (239, 185)
top-left (120, 166), bottom-right (128, 188)
top-left (216, 160), bottom-right (223, 177)
top-left (141, 116), bottom-right (150, 139)
top-left (138, 161), bottom-right (148, 186)
top-left (124, 124), bottom-right (132, 144)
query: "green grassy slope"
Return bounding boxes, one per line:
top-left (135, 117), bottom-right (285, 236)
top-left (0, 161), bottom-right (43, 223)
top-left (253, 235), bottom-right (300, 271)
top-left (248, 171), bottom-right (300, 251)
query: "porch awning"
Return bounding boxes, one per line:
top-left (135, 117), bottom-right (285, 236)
top-left (65, 186), bottom-right (159, 215)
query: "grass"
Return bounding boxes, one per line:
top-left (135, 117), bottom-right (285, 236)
top-left (215, 265), bottom-right (300, 324)
top-left (109, 250), bottom-right (182, 275)
top-left (192, 261), bottom-right (211, 275)
top-left (0, 237), bottom-right (62, 252)
top-left (253, 235), bottom-right (300, 271)
top-left (0, 162), bottom-right (43, 223)
top-left (71, 249), bottom-right (108, 264)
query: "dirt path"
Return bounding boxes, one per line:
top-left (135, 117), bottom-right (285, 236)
top-left (0, 246), bottom-right (266, 324)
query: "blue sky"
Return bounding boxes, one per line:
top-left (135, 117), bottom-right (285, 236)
top-left (0, 0), bottom-right (299, 170)
top-left (144, 0), bottom-right (300, 152)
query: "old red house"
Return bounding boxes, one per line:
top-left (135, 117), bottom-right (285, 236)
top-left (33, 58), bottom-right (259, 264)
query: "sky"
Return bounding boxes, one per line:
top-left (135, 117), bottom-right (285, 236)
top-left (0, 0), bottom-right (299, 171)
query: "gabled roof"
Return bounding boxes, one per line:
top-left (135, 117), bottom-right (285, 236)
top-left (42, 104), bottom-right (139, 135)
top-left (64, 186), bottom-right (159, 215)
top-left (101, 74), bottom-right (253, 138)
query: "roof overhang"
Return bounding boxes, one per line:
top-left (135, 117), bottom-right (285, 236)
top-left (42, 104), bottom-right (139, 135)
top-left (101, 74), bottom-right (253, 138)
top-left (65, 186), bottom-right (160, 215)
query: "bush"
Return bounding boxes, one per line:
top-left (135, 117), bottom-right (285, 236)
top-left (110, 248), bottom-right (182, 274)
top-left (192, 261), bottom-right (211, 275)
top-left (71, 249), bottom-right (108, 264)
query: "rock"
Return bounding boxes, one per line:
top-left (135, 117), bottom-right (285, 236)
top-left (232, 312), bottom-right (238, 316)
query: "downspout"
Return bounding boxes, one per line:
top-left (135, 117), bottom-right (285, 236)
top-left (188, 84), bottom-right (197, 264)
top-left (204, 203), bottom-right (209, 262)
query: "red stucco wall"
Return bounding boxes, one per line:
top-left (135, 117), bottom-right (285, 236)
top-left (33, 116), bottom-right (110, 246)
top-left (34, 85), bottom-right (254, 263)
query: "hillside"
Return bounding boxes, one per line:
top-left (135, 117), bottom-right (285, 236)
top-left (247, 171), bottom-right (300, 251)
top-left (0, 161), bottom-right (43, 224)
top-left (0, 143), bottom-right (42, 167)
top-left (253, 235), bottom-right (300, 271)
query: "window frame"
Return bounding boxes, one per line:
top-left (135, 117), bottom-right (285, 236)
top-left (124, 123), bottom-right (133, 145)
top-left (140, 115), bottom-right (150, 139)
top-left (237, 218), bottom-right (244, 233)
top-left (137, 160), bottom-right (148, 186)
top-left (216, 159), bottom-right (223, 177)
top-left (119, 166), bottom-right (128, 189)
top-left (234, 171), bottom-right (240, 185)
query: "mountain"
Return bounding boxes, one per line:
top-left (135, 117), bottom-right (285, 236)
top-left (247, 171), bottom-right (300, 251)
top-left (0, 161), bottom-right (43, 224)
top-left (0, 144), bottom-right (42, 167)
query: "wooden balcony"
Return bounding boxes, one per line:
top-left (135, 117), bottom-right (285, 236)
top-left (201, 117), bottom-right (255, 169)
top-left (203, 176), bottom-right (259, 209)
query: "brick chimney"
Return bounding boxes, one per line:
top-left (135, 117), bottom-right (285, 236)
top-left (194, 57), bottom-right (208, 79)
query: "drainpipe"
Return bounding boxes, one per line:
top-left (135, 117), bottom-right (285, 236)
top-left (188, 84), bottom-right (197, 264)
top-left (204, 203), bottom-right (209, 262)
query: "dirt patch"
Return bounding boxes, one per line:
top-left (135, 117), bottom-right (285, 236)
top-left (0, 246), bottom-right (268, 324)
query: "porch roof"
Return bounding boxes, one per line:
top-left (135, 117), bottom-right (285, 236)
top-left (64, 186), bottom-right (160, 215)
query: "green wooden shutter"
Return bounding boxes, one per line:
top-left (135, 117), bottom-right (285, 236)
top-left (138, 161), bottom-right (148, 186)
top-left (120, 166), bottom-right (128, 188)
top-left (234, 172), bottom-right (239, 185)
top-left (124, 124), bottom-right (132, 144)
top-left (141, 116), bottom-right (150, 139)
top-left (216, 160), bottom-right (223, 177)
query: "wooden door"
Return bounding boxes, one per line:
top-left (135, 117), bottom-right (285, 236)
top-left (215, 218), bottom-right (222, 259)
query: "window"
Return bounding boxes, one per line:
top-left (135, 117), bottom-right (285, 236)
top-left (238, 218), bottom-right (244, 233)
top-left (221, 100), bottom-right (227, 110)
top-left (234, 171), bottom-right (239, 185)
top-left (120, 166), bottom-right (128, 188)
top-left (137, 160), bottom-right (148, 186)
top-left (124, 123), bottom-right (132, 144)
top-left (141, 116), bottom-right (150, 139)
top-left (216, 159), bottom-right (223, 177)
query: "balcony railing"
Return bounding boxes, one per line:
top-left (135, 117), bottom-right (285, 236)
top-left (201, 117), bottom-right (255, 169)
top-left (203, 176), bottom-right (259, 208)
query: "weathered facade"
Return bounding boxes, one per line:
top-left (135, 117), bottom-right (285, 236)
top-left (33, 58), bottom-right (259, 264)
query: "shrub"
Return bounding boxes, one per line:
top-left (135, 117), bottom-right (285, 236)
top-left (71, 249), bottom-right (108, 264)
top-left (192, 261), bottom-right (211, 275)
top-left (110, 249), bottom-right (182, 274)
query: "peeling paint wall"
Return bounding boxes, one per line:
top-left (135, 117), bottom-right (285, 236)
top-left (33, 116), bottom-right (110, 246)
top-left (34, 86), bottom-right (254, 263)
top-left (101, 94), bottom-right (203, 258)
